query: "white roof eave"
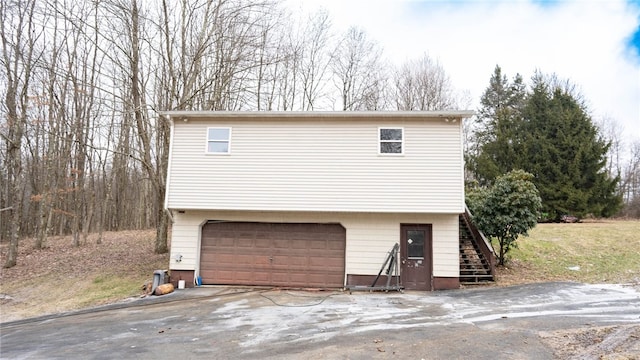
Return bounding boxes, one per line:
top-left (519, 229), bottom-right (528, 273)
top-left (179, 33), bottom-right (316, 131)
top-left (158, 110), bottom-right (475, 121)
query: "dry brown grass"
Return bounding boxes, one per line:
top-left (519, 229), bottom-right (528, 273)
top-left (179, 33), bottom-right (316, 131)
top-left (0, 230), bottom-right (169, 322)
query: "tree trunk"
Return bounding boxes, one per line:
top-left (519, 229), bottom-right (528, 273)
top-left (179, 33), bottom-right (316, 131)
top-left (498, 238), bottom-right (506, 266)
top-left (1, 0), bottom-right (37, 267)
top-left (155, 207), bottom-right (169, 254)
top-left (128, 0), bottom-right (169, 253)
top-left (5, 211), bottom-right (20, 268)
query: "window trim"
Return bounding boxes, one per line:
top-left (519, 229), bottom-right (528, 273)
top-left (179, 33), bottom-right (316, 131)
top-left (205, 127), bottom-right (232, 154)
top-left (378, 127), bottom-right (404, 155)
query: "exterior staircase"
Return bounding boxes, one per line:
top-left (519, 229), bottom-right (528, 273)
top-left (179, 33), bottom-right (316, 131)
top-left (459, 207), bottom-right (495, 284)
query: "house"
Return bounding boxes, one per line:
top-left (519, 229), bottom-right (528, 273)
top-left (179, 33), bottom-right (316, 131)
top-left (161, 111), bottom-right (492, 291)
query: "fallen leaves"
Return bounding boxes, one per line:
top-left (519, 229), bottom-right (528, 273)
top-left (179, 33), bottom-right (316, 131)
top-left (1, 230), bottom-right (165, 284)
top-left (0, 229), bottom-right (169, 321)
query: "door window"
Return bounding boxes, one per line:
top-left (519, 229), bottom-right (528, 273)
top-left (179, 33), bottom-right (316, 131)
top-left (407, 230), bottom-right (425, 259)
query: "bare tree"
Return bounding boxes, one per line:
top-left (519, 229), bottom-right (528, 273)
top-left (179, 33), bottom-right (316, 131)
top-left (274, 24), bottom-right (303, 110)
top-left (298, 10), bottom-right (332, 111)
top-left (594, 116), bottom-right (640, 217)
top-left (0, 0), bottom-right (450, 265)
top-left (250, 4), bottom-right (287, 111)
top-left (99, 0), bottom-right (283, 253)
top-left (1, 0), bottom-right (41, 267)
top-left (330, 27), bottom-right (387, 111)
top-left (128, 0), bottom-right (169, 253)
top-left (597, 116), bottom-right (625, 178)
top-left (618, 140), bottom-right (640, 217)
top-left (394, 54), bottom-right (455, 111)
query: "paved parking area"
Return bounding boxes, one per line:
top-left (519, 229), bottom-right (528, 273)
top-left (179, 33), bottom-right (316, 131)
top-left (1, 282), bottom-right (639, 359)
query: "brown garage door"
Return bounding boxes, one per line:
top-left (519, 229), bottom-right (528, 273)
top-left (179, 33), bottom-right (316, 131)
top-left (200, 222), bottom-right (345, 288)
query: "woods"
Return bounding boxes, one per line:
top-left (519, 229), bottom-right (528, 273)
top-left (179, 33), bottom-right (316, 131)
top-left (1, 1), bottom-right (637, 268)
top-left (0, 0), bottom-right (466, 267)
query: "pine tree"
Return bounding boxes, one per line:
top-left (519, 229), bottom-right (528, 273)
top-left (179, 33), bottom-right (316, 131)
top-left (470, 69), bottom-right (622, 221)
top-left (521, 75), bottom-right (621, 220)
top-left (470, 65), bottom-right (526, 184)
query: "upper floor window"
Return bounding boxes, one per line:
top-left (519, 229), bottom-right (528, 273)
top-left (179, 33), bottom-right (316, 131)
top-left (379, 127), bottom-right (403, 155)
top-left (207, 127), bottom-right (231, 154)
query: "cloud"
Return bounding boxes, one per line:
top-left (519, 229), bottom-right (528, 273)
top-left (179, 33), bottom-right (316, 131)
top-left (626, 6), bottom-right (640, 64)
top-left (286, 0), bottom-right (640, 141)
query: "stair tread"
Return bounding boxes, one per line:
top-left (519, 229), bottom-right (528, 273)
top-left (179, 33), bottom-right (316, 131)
top-left (459, 213), bottom-right (495, 282)
top-left (460, 265), bottom-right (491, 269)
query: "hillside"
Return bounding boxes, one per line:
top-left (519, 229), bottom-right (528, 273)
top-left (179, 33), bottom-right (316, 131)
top-left (496, 220), bottom-right (640, 286)
top-left (1, 220), bottom-right (639, 322)
top-left (0, 230), bottom-right (168, 322)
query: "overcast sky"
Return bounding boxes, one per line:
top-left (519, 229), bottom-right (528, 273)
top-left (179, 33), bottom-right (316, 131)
top-left (287, 0), bottom-right (640, 144)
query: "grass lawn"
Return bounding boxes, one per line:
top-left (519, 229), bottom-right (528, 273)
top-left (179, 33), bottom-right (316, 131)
top-left (496, 220), bottom-right (640, 285)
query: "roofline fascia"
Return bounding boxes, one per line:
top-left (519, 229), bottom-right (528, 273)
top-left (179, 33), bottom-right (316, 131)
top-left (157, 110), bottom-right (475, 120)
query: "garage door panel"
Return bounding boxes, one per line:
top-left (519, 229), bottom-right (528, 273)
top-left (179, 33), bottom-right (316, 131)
top-left (236, 239), bottom-right (255, 248)
top-left (273, 239), bottom-right (291, 248)
top-left (245, 255), bottom-right (274, 266)
top-left (287, 274), bottom-right (309, 283)
top-left (272, 256), bottom-right (305, 266)
top-left (309, 256), bottom-right (341, 267)
top-left (214, 269), bottom-right (270, 283)
top-left (309, 241), bottom-right (331, 250)
top-left (252, 256), bottom-right (272, 265)
top-left (270, 273), bottom-right (288, 283)
top-left (255, 240), bottom-right (272, 249)
top-left (200, 222), bottom-right (345, 288)
top-left (233, 271), bottom-right (262, 283)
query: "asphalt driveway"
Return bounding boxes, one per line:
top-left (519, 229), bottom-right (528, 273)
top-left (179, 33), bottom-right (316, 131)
top-left (1, 282), bottom-right (639, 359)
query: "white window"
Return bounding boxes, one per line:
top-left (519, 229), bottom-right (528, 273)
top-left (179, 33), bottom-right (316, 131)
top-left (379, 127), bottom-right (403, 155)
top-left (206, 127), bottom-right (231, 154)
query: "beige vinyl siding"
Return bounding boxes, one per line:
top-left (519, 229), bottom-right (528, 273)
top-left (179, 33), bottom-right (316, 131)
top-left (341, 212), bottom-right (459, 278)
top-left (168, 213), bottom-right (203, 271)
top-left (168, 210), bottom-right (459, 280)
top-left (166, 117), bottom-right (464, 214)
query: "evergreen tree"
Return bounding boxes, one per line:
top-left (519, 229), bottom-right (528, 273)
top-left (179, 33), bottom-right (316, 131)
top-left (520, 75), bottom-right (622, 220)
top-left (470, 65), bottom-right (526, 184)
top-left (470, 69), bottom-right (622, 221)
